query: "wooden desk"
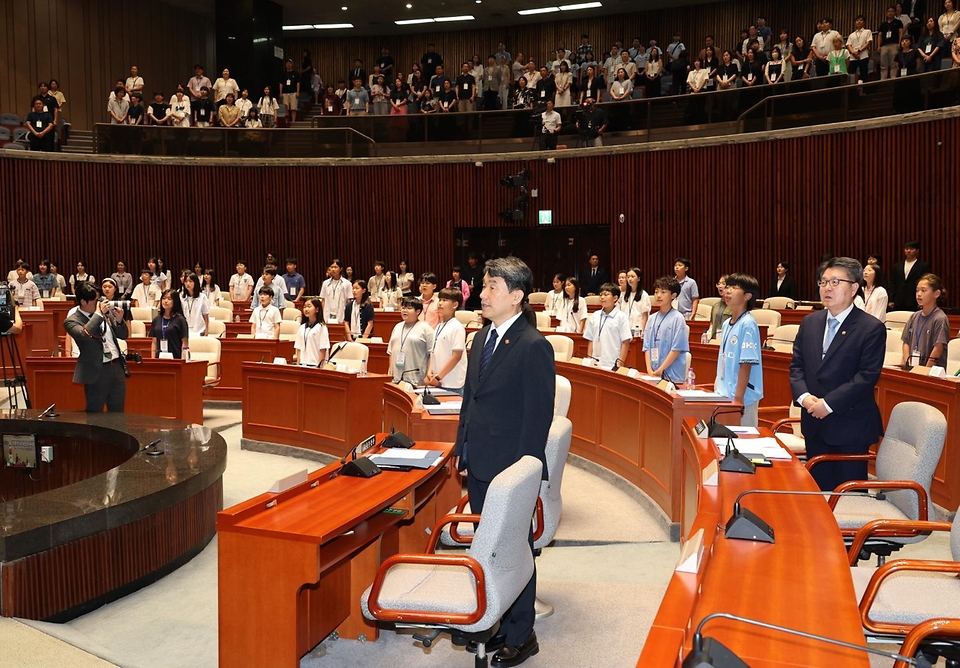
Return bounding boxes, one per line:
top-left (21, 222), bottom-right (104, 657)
top-left (382, 382), bottom-right (460, 443)
top-left (640, 421), bottom-right (868, 666)
top-left (325, 309), bottom-right (403, 343)
top-left (24, 357), bottom-right (207, 423)
top-left (217, 438), bottom-right (461, 667)
top-left (241, 363), bottom-right (388, 457)
top-left (18, 310), bottom-right (57, 356)
top-left (558, 361), bottom-right (737, 530)
top-left (686, 342), bottom-right (960, 513)
top-left (204, 338), bottom-right (295, 400)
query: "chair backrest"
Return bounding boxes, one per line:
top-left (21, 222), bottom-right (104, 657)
top-left (207, 319), bottom-right (226, 338)
top-left (764, 296), bottom-right (795, 310)
top-left (209, 306), bottom-right (232, 322)
top-left (699, 296), bottom-right (721, 308)
top-left (584, 295), bottom-right (601, 307)
top-left (876, 402), bottom-right (947, 520)
top-left (3, 143), bottom-right (25, 150)
top-left (282, 307), bottom-right (302, 323)
top-left (886, 311), bottom-right (915, 332)
top-left (466, 330), bottom-right (476, 351)
top-left (131, 307), bottom-right (154, 322)
top-left (0, 113), bottom-right (21, 126)
top-left (468, 456), bottom-right (542, 630)
top-left (554, 375), bottom-right (571, 417)
top-left (455, 311), bottom-right (481, 328)
top-left (527, 291), bottom-right (548, 305)
top-left (947, 338), bottom-right (960, 376)
top-left (749, 308), bottom-right (781, 335)
top-left (278, 320), bottom-right (299, 340)
top-left (217, 297), bottom-right (235, 310)
top-left (535, 416), bottom-right (573, 549)
top-left (768, 324), bottom-right (799, 349)
top-left (0, 128), bottom-right (10, 141)
top-left (693, 303), bottom-right (711, 322)
top-left (187, 336), bottom-right (221, 380)
top-left (545, 335), bottom-right (574, 362)
top-left (131, 320), bottom-right (146, 337)
top-left (535, 311), bottom-right (552, 330)
top-left (329, 341), bottom-right (369, 371)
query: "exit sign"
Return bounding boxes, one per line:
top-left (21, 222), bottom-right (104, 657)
top-left (538, 210), bottom-right (552, 225)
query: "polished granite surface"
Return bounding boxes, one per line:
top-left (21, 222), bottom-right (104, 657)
top-left (0, 411), bottom-right (227, 561)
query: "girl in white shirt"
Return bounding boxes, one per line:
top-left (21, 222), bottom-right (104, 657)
top-left (397, 260), bottom-right (415, 296)
top-left (859, 263), bottom-right (889, 323)
top-left (156, 257), bottom-right (172, 291)
top-left (379, 271), bottom-right (404, 310)
top-left (180, 273), bottom-right (210, 337)
top-left (201, 270), bottom-right (222, 306)
top-left (294, 298), bottom-right (330, 366)
top-left (556, 277), bottom-right (587, 333)
top-left (621, 267), bottom-right (652, 337)
top-left (258, 86), bottom-right (279, 127)
top-left (545, 273), bottom-right (565, 314)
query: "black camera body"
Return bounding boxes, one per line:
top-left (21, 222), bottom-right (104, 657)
top-left (0, 281), bottom-right (15, 333)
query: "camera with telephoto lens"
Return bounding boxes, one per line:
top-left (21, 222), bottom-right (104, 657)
top-left (0, 281), bottom-right (14, 333)
top-left (105, 300), bottom-right (131, 310)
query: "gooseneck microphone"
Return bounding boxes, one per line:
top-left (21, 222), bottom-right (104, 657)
top-left (708, 405), bottom-right (744, 439)
top-left (683, 611), bottom-right (929, 668)
top-left (718, 436), bottom-right (754, 475)
top-left (395, 368), bottom-right (422, 385)
top-left (38, 403), bottom-right (58, 418)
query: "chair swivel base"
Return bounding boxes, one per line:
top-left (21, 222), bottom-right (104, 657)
top-left (534, 596), bottom-right (554, 620)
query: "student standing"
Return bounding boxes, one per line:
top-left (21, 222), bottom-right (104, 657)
top-left (556, 277), bottom-right (587, 333)
top-left (387, 297), bottom-right (434, 386)
top-left (424, 288), bottom-right (468, 394)
top-left (294, 298), bottom-right (330, 367)
top-left (418, 273), bottom-right (442, 327)
top-left (673, 258), bottom-right (700, 319)
top-left (343, 279), bottom-right (375, 340)
top-left (643, 276), bottom-right (690, 383)
top-left (150, 289), bottom-right (190, 358)
top-left (250, 287), bottom-right (282, 339)
top-left (621, 267), bottom-right (651, 338)
top-left (180, 272), bottom-right (210, 337)
top-left (282, 258), bottom-right (306, 303)
top-left (584, 282), bottom-right (633, 370)
top-left (901, 274), bottom-right (950, 369)
top-left (320, 260), bottom-right (352, 323)
top-left (133, 269), bottom-right (161, 308)
top-left (714, 274), bottom-right (764, 426)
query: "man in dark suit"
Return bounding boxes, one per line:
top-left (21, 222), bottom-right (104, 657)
top-left (889, 240), bottom-right (931, 311)
top-left (769, 261), bottom-right (798, 301)
top-left (789, 257), bottom-right (886, 491)
top-left (63, 281), bottom-right (128, 412)
top-left (454, 257), bottom-right (555, 667)
top-left (580, 253), bottom-right (609, 296)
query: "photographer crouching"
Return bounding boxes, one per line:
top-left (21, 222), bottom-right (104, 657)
top-left (63, 281), bottom-right (129, 412)
top-left (574, 98), bottom-right (608, 147)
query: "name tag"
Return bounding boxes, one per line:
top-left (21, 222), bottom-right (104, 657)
top-left (36, 121), bottom-right (43, 128)
top-left (834, 65), bottom-right (840, 73)
top-left (287, 78), bottom-right (293, 86)
top-left (487, 76), bottom-right (493, 81)
top-left (900, 67), bottom-right (907, 76)
top-left (540, 90), bottom-right (546, 97)
top-left (886, 31), bottom-right (893, 39)
top-left (926, 44), bottom-right (933, 53)
top-left (327, 105), bottom-right (333, 112)
top-left (160, 340), bottom-right (169, 353)
top-left (462, 83), bottom-right (469, 90)
top-left (747, 73), bottom-right (754, 80)
top-left (43, 106), bottom-right (49, 112)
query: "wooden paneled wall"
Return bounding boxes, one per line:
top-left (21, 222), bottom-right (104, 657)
top-left (286, 0), bottom-right (906, 89)
top-left (1, 115), bottom-right (958, 303)
top-left (0, 0), bottom-right (216, 130)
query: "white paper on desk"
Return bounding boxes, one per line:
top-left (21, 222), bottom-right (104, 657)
top-left (639, 375), bottom-right (660, 382)
top-left (676, 389), bottom-right (727, 401)
top-left (717, 436), bottom-right (791, 459)
top-left (728, 426), bottom-right (760, 435)
top-left (424, 401), bottom-right (462, 415)
top-left (379, 448), bottom-right (432, 460)
top-left (413, 388), bottom-right (459, 396)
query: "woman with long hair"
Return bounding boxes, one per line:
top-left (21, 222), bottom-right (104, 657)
top-left (150, 289), bottom-right (190, 358)
top-left (295, 298), bottom-right (329, 367)
top-left (180, 272), bottom-right (210, 337)
top-left (556, 277), bottom-right (587, 333)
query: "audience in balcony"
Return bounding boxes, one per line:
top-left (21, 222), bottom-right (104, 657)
top-left (25, 98), bottom-right (56, 152)
top-left (812, 18), bottom-right (842, 76)
top-left (125, 66), bottom-right (144, 100)
top-left (390, 78), bottom-right (409, 114)
top-left (108, 89), bottom-right (129, 124)
top-left (147, 93), bottom-right (170, 125)
top-left (188, 65), bottom-right (211, 106)
top-left (940, 0), bottom-right (959, 42)
top-left (170, 88), bottom-right (191, 127)
top-left (879, 6), bottom-right (906, 79)
top-left (213, 68), bottom-right (240, 106)
top-left (345, 79), bottom-right (369, 116)
top-left (918, 18), bottom-right (946, 70)
top-left (371, 75), bottom-right (390, 115)
top-left (218, 94), bottom-right (241, 127)
top-left (847, 15), bottom-right (873, 82)
top-left (193, 88), bottom-right (214, 126)
top-left (828, 35), bottom-right (850, 74)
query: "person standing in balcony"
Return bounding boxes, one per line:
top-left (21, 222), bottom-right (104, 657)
top-left (811, 18), bottom-right (841, 76)
top-left (918, 18), bottom-right (946, 71)
top-left (847, 15), bottom-right (873, 83)
top-left (879, 6), bottom-right (906, 78)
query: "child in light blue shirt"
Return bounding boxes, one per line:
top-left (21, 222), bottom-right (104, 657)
top-left (714, 273), bottom-right (764, 426)
top-left (643, 276), bottom-right (690, 383)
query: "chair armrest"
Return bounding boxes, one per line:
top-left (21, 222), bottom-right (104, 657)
top-left (455, 493), bottom-right (470, 513)
top-left (427, 513), bottom-right (481, 550)
top-left (442, 494), bottom-right (544, 544)
top-left (806, 451), bottom-right (875, 473)
top-left (366, 552), bottom-right (487, 625)
top-left (771, 417), bottom-right (800, 433)
top-left (533, 497), bottom-right (544, 542)
top-left (859, 559), bottom-right (960, 635)
top-left (828, 480), bottom-right (928, 520)
top-left (847, 518), bottom-right (953, 565)
top-left (895, 618), bottom-right (960, 667)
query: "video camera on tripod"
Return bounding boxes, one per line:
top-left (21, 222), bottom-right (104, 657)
top-left (0, 281), bottom-right (16, 333)
top-left (0, 281), bottom-right (29, 408)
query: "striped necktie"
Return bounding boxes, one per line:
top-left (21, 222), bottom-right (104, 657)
top-left (479, 329), bottom-right (498, 376)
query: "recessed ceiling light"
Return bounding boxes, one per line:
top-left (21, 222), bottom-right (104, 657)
top-left (395, 17), bottom-right (434, 24)
top-left (559, 1), bottom-right (602, 9)
top-left (314, 23), bottom-right (354, 28)
top-left (341, 5), bottom-right (348, 9)
top-left (405, 2), bottom-right (412, 6)
top-left (282, 24), bottom-right (315, 30)
top-left (434, 14), bottom-right (475, 21)
top-left (517, 6), bottom-right (559, 14)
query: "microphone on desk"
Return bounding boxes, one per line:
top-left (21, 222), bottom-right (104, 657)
top-left (724, 489), bottom-right (888, 543)
top-left (395, 368), bottom-right (421, 385)
top-left (761, 336), bottom-right (778, 351)
top-left (682, 611), bottom-right (930, 668)
top-left (708, 405), bottom-right (744, 439)
top-left (421, 383), bottom-right (441, 405)
top-left (37, 403), bottom-right (58, 419)
top-left (258, 355), bottom-right (265, 364)
top-left (718, 436), bottom-right (755, 475)
top-left (143, 438), bottom-right (163, 456)
top-left (380, 422), bottom-right (416, 449)
top-left (612, 357), bottom-right (624, 372)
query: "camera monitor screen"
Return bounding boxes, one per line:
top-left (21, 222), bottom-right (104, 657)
top-left (4, 434), bottom-right (39, 469)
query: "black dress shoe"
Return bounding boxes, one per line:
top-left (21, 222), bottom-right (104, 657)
top-left (466, 633), bottom-right (506, 655)
top-left (492, 632), bottom-right (539, 667)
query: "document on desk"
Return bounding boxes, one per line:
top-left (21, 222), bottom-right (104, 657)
top-left (413, 388), bottom-right (459, 397)
top-left (717, 436), bottom-right (791, 459)
top-left (423, 400), bottom-right (462, 415)
top-left (368, 448), bottom-right (445, 469)
top-left (676, 389), bottom-right (727, 402)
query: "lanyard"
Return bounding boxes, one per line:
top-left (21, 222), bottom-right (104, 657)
top-left (161, 316), bottom-right (170, 339)
top-left (913, 309), bottom-right (936, 351)
top-left (652, 312), bottom-right (667, 345)
top-left (399, 324), bottom-right (415, 352)
top-left (432, 320), bottom-right (448, 356)
top-left (597, 311), bottom-right (610, 340)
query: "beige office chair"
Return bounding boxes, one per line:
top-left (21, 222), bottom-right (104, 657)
top-left (766, 324), bottom-right (799, 353)
top-left (750, 308), bottom-right (781, 338)
top-left (278, 320), bottom-right (300, 341)
top-left (361, 456), bottom-right (543, 665)
top-left (527, 291), bottom-right (548, 305)
top-left (217, 297), bottom-right (235, 310)
top-left (693, 303), bottom-right (711, 322)
top-left (325, 341), bottom-right (368, 372)
top-left (885, 329), bottom-right (906, 367)
top-left (946, 338), bottom-right (960, 376)
top-left (545, 335), bottom-right (574, 363)
top-left (207, 319), bottom-right (226, 338)
top-left (555, 375), bottom-right (571, 417)
top-left (771, 404), bottom-right (805, 456)
top-left (455, 311), bottom-right (481, 328)
top-left (117, 339), bottom-right (128, 355)
top-left (209, 306), bottom-right (233, 322)
top-left (466, 331), bottom-right (477, 351)
top-left (282, 307), bottom-right (302, 323)
top-left (810, 402), bottom-right (946, 565)
top-left (187, 336), bottom-right (221, 387)
top-left (131, 307), bottom-right (154, 323)
top-left (535, 311), bottom-right (552, 331)
top-left (699, 297), bottom-right (721, 309)
top-left (584, 295), bottom-right (601, 307)
top-left (764, 296), bottom-right (796, 310)
top-left (886, 311), bottom-right (915, 332)
top-left (131, 320), bottom-right (146, 337)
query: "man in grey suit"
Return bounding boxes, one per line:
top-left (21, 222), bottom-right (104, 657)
top-left (63, 281), bottom-right (128, 412)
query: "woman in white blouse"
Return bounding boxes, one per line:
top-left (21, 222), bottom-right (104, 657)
top-left (859, 263), bottom-right (888, 323)
top-left (397, 260), bottom-right (415, 296)
top-left (555, 61), bottom-right (573, 106)
top-left (620, 267), bottom-right (651, 337)
top-left (379, 271), bottom-right (404, 309)
top-left (545, 274), bottom-right (565, 314)
top-left (180, 272), bottom-right (210, 337)
top-left (556, 277), bottom-right (587, 333)
top-left (941, 0), bottom-right (959, 43)
top-left (611, 68), bottom-right (633, 100)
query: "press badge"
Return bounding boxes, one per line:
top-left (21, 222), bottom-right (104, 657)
top-left (395, 351), bottom-right (405, 366)
top-left (160, 340), bottom-right (169, 353)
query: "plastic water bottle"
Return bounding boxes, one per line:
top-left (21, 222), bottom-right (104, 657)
top-left (700, 330), bottom-right (710, 344)
top-left (183, 345), bottom-right (191, 362)
top-left (360, 359), bottom-right (368, 377)
top-left (686, 367), bottom-right (696, 390)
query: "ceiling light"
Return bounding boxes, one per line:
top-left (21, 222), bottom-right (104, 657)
top-left (341, 5), bottom-right (348, 9)
top-left (517, 6), bottom-right (559, 14)
top-left (282, 24), bottom-right (314, 30)
top-left (395, 17), bottom-right (434, 24)
top-left (434, 14), bottom-right (475, 21)
top-left (313, 23), bottom-right (354, 29)
top-left (405, 2), bottom-right (412, 6)
top-left (559, 1), bottom-right (602, 9)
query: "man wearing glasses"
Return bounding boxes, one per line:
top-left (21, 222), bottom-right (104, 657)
top-left (789, 256), bottom-right (886, 491)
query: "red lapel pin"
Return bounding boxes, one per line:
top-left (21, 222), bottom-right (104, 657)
top-left (504, 339), bottom-right (510, 345)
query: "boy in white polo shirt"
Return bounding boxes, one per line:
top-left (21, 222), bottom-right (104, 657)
top-left (250, 286), bottom-right (281, 339)
top-left (584, 282), bottom-right (633, 370)
top-left (424, 288), bottom-right (468, 394)
top-left (229, 261), bottom-right (254, 302)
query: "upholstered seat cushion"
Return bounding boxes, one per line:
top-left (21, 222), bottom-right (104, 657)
top-left (361, 563), bottom-right (479, 617)
top-left (850, 566), bottom-right (960, 626)
top-left (834, 496), bottom-right (924, 545)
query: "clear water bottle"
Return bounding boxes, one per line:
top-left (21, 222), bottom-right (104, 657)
top-left (360, 358), bottom-right (368, 377)
top-left (700, 329), bottom-right (710, 344)
top-left (685, 367), bottom-right (696, 390)
top-left (183, 345), bottom-right (191, 362)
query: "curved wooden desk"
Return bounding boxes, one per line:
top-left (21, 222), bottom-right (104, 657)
top-left (640, 420), bottom-right (868, 666)
top-left (382, 382), bottom-right (459, 443)
top-left (0, 411), bottom-right (226, 621)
